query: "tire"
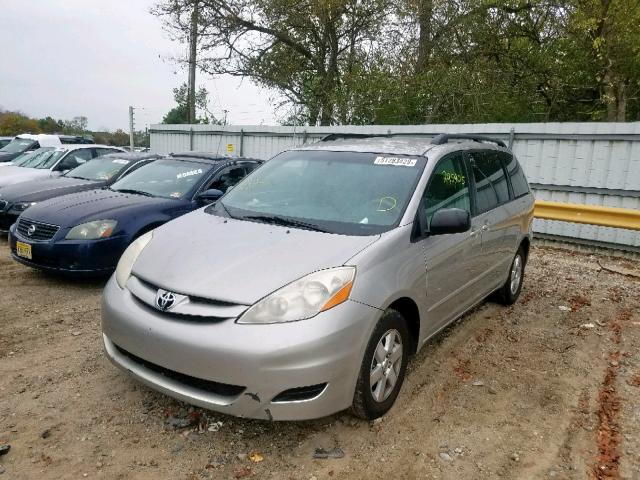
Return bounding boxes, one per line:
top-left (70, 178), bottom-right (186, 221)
top-left (351, 309), bottom-right (410, 420)
top-left (496, 246), bottom-right (526, 305)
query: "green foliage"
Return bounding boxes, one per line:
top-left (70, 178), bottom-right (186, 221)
top-left (0, 111), bottom-right (40, 136)
top-left (162, 82), bottom-right (219, 124)
top-left (155, 0), bottom-right (640, 123)
top-left (0, 110), bottom-right (147, 147)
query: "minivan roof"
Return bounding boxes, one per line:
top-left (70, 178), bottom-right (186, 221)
top-left (299, 134), bottom-right (509, 157)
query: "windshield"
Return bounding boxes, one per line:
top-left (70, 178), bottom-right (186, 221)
top-left (215, 150), bottom-right (426, 235)
top-left (0, 138), bottom-right (35, 154)
top-left (11, 150), bottom-right (39, 166)
top-left (110, 158), bottom-right (211, 198)
top-left (66, 156), bottom-right (132, 181)
top-left (17, 148), bottom-right (65, 169)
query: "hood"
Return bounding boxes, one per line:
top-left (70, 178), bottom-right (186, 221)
top-left (0, 167), bottom-right (52, 187)
top-left (0, 177), bottom-right (99, 203)
top-left (21, 188), bottom-right (177, 227)
top-left (132, 210), bottom-right (380, 305)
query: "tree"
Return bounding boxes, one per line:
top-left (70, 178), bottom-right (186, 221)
top-left (162, 82), bottom-right (218, 123)
top-left (63, 116), bottom-right (89, 134)
top-left (0, 111), bottom-right (41, 136)
top-left (38, 116), bottom-right (65, 134)
top-left (154, 0), bottom-right (640, 124)
top-left (153, 0), bottom-right (392, 125)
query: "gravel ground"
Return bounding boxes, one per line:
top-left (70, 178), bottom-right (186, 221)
top-left (1, 239), bottom-right (639, 480)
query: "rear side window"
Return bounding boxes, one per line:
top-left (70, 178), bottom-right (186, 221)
top-left (469, 151), bottom-right (509, 214)
top-left (502, 152), bottom-right (530, 198)
top-left (422, 153), bottom-right (471, 228)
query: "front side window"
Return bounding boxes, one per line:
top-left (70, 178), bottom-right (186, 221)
top-left (469, 150), bottom-right (510, 214)
top-left (110, 159), bottom-right (212, 198)
top-left (56, 148), bottom-right (94, 170)
top-left (502, 152), bottom-right (530, 198)
top-left (421, 154), bottom-right (471, 229)
top-left (207, 165), bottom-right (250, 193)
top-left (214, 150), bottom-right (427, 235)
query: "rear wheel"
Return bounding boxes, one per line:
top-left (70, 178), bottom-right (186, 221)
top-left (351, 309), bottom-right (410, 420)
top-left (496, 246), bottom-right (526, 305)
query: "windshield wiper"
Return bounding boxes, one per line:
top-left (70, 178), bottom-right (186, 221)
top-left (112, 188), bottom-right (154, 197)
top-left (242, 214), bottom-right (328, 233)
top-left (217, 201), bottom-right (236, 219)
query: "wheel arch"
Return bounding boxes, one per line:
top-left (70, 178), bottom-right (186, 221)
top-left (386, 297), bottom-right (420, 355)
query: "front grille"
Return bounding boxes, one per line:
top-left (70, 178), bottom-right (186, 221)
top-left (114, 343), bottom-right (246, 397)
top-left (16, 218), bottom-right (60, 241)
top-left (128, 276), bottom-right (245, 322)
top-left (272, 384), bottom-right (327, 403)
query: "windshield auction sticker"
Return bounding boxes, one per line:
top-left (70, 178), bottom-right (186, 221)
top-left (177, 169), bottom-right (203, 179)
top-left (374, 156), bottom-right (417, 167)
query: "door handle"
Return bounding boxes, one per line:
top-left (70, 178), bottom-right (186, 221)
top-left (481, 225), bottom-right (489, 232)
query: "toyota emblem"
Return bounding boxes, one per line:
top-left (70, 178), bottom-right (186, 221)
top-left (27, 224), bottom-right (37, 236)
top-left (155, 289), bottom-right (176, 311)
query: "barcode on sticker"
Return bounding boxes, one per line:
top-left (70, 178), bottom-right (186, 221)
top-left (374, 157), bottom-right (417, 167)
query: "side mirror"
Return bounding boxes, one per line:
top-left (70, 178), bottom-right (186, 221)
top-left (430, 208), bottom-right (470, 235)
top-left (196, 188), bottom-right (224, 204)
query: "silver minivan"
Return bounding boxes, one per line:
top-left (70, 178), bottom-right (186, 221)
top-left (101, 134), bottom-right (534, 420)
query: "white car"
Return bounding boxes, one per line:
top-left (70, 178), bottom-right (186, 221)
top-left (0, 133), bottom-right (93, 164)
top-left (0, 145), bottom-right (125, 188)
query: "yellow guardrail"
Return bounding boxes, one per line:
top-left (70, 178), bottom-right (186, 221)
top-left (534, 200), bottom-right (640, 231)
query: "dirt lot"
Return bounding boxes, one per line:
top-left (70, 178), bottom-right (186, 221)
top-left (1, 239), bottom-right (640, 480)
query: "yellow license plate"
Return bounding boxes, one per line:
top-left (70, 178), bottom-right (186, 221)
top-left (16, 241), bottom-right (32, 260)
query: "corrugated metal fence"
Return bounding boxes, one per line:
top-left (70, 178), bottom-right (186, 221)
top-left (150, 123), bottom-right (640, 251)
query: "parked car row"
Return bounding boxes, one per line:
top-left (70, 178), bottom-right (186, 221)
top-left (0, 133), bottom-right (94, 163)
top-left (1, 133), bottom-right (535, 422)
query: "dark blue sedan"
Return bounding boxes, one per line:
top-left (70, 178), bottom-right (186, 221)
top-left (8, 152), bottom-right (262, 275)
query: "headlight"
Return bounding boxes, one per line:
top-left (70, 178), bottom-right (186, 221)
top-left (10, 201), bottom-right (37, 213)
top-left (115, 231), bottom-right (153, 288)
top-left (65, 220), bottom-right (117, 240)
top-left (238, 267), bottom-right (356, 324)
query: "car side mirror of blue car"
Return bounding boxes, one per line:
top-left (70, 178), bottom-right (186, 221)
top-left (196, 189), bottom-right (224, 204)
top-left (429, 208), bottom-right (471, 236)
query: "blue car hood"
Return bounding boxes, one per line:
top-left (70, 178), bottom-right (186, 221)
top-left (21, 189), bottom-right (178, 228)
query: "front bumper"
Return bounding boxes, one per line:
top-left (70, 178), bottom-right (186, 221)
top-left (101, 276), bottom-right (381, 420)
top-left (9, 224), bottom-right (130, 275)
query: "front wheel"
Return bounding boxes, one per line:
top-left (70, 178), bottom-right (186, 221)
top-left (351, 309), bottom-right (410, 420)
top-left (496, 246), bottom-right (526, 305)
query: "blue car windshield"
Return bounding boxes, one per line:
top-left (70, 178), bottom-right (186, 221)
top-left (111, 159), bottom-right (211, 198)
top-left (215, 150), bottom-right (427, 236)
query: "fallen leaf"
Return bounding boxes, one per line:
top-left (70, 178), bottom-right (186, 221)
top-left (249, 452), bottom-right (264, 463)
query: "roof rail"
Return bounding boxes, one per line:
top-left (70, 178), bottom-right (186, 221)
top-left (319, 133), bottom-right (388, 142)
top-left (430, 134), bottom-right (507, 148)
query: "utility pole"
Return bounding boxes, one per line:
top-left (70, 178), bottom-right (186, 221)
top-left (187, 1), bottom-right (199, 124)
top-left (128, 106), bottom-right (135, 150)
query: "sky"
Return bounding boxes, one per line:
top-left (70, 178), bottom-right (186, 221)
top-left (0, 0), bottom-right (278, 131)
